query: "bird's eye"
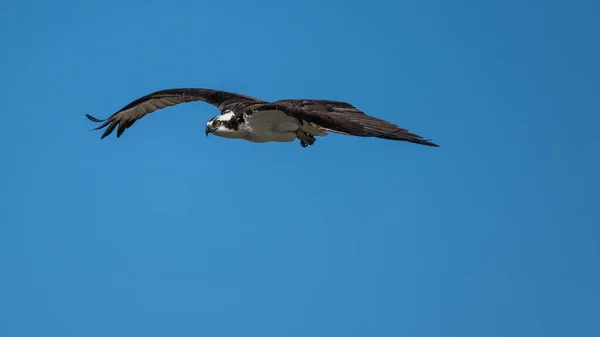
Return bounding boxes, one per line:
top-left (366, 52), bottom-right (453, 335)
top-left (214, 120), bottom-right (221, 126)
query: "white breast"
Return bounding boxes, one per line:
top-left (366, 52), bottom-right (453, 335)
top-left (242, 110), bottom-right (301, 143)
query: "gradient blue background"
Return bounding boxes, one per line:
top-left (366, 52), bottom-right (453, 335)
top-left (1, 0), bottom-right (598, 336)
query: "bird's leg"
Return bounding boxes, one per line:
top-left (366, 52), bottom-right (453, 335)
top-left (296, 129), bottom-right (316, 148)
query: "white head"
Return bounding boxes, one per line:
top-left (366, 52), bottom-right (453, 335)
top-left (204, 111), bottom-right (244, 139)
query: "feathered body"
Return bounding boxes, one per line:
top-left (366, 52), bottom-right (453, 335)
top-left (86, 88), bottom-right (439, 148)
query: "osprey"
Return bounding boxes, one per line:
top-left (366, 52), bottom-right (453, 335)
top-left (86, 88), bottom-right (439, 148)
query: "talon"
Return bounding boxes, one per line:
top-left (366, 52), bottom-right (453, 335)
top-left (296, 129), bottom-right (316, 147)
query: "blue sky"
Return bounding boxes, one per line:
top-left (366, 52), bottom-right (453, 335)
top-left (1, 0), bottom-right (598, 336)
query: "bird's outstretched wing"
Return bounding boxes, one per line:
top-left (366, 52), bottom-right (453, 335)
top-left (252, 99), bottom-right (439, 147)
top-left (86, 88), bottom-right (264, 139)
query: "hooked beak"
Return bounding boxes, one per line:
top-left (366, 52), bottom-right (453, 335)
top-left (205, 125), bottom-right (215, 137)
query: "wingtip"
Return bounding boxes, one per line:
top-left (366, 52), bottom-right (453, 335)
top-left (86, 114), bottom-right (106, 122)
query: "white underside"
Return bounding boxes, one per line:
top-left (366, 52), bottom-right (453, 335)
top-left (243, 110), bottom-right (299, 142)
top-left (214, 110), bottom-right (327, 143)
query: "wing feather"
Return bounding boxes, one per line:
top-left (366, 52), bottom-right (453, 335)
top-left (86, 88), bottom-right (264, 139)
top-left (254, 99), bottom-right (439, 147)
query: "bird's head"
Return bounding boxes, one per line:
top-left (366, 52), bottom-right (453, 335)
top-left (205, 112), bottom-right (240, 138)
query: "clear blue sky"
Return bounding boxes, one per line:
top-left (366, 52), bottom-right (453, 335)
top-left (1, 0), bottom-right (598, 336)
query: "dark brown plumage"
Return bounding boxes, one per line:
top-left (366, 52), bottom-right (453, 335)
top-left (86, 88), bottom-right (263, 139)
top-left (252, 100), bottom-right (439, 147)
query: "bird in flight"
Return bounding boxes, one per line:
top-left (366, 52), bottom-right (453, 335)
top-left (86, 88), bottom-right (439, 148)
